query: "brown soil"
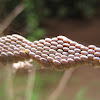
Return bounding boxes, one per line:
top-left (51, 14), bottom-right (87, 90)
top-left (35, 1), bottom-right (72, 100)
top-left (43, 18), bottom-right (100, 46)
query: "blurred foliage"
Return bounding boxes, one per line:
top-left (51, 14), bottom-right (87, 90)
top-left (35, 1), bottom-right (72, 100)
top-left (23, 0), bottom-right (45, 41)
top-left (74, 88), bottom-right (88, 100)
top-left (31, 71), bottom-right (63, 100)
top-left (74, 87), bottom-right (93, 100)
top-left (0, 0), bottom-right (100, 40)
top-left (31, 0), bottom-right (99, 18)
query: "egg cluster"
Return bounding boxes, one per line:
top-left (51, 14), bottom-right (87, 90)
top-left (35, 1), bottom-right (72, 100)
top-left (0, 34), bottom-right (100, 70)
top-left (0, 34), bottom-right (32, 64)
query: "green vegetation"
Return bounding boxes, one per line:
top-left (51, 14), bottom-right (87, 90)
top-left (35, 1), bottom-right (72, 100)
top-left (23, 0), bottom-right (45, 41)
top-left (74, 88), bottom-right (88, 100)
top-left (0, 70), bottom-right (98, 100)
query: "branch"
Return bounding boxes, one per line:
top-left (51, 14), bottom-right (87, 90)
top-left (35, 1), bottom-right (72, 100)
top-left (47, 68), bottom-right (76, 100)
top-left (24, 64), bottom-right (36, 100)
top-left (0, 3), bottom-right (25, 35)
top-left (4, 64), bottom-right (14, 100)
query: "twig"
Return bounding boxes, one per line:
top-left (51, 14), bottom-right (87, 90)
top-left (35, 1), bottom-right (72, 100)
top-left (25, 65), bottom-right (36, 100)
top-left (0, 3), bottom-right (25, 35)
top-left (47, 67), bottom-right (76, 100)
top-left (4, 64), bottom-right (14, 100)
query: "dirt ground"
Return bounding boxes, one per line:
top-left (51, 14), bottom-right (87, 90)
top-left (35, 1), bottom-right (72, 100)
top-left (42, 17), bottom-right (100, 100)
top-left (43, 17), bottom-right (100, 45)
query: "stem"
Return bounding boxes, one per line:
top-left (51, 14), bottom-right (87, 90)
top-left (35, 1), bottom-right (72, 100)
top-left (0, 3), bottom-right (25, 35)
top-left (47, 67), bottom-right (76, 100)
top-left (4, 64), bottom-right (14, 100)
top-left (25, 67), bottom-right (36, 100)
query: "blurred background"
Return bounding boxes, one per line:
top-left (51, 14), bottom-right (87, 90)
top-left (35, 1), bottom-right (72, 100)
top-left (0, 0), bottom-right (100, 100)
